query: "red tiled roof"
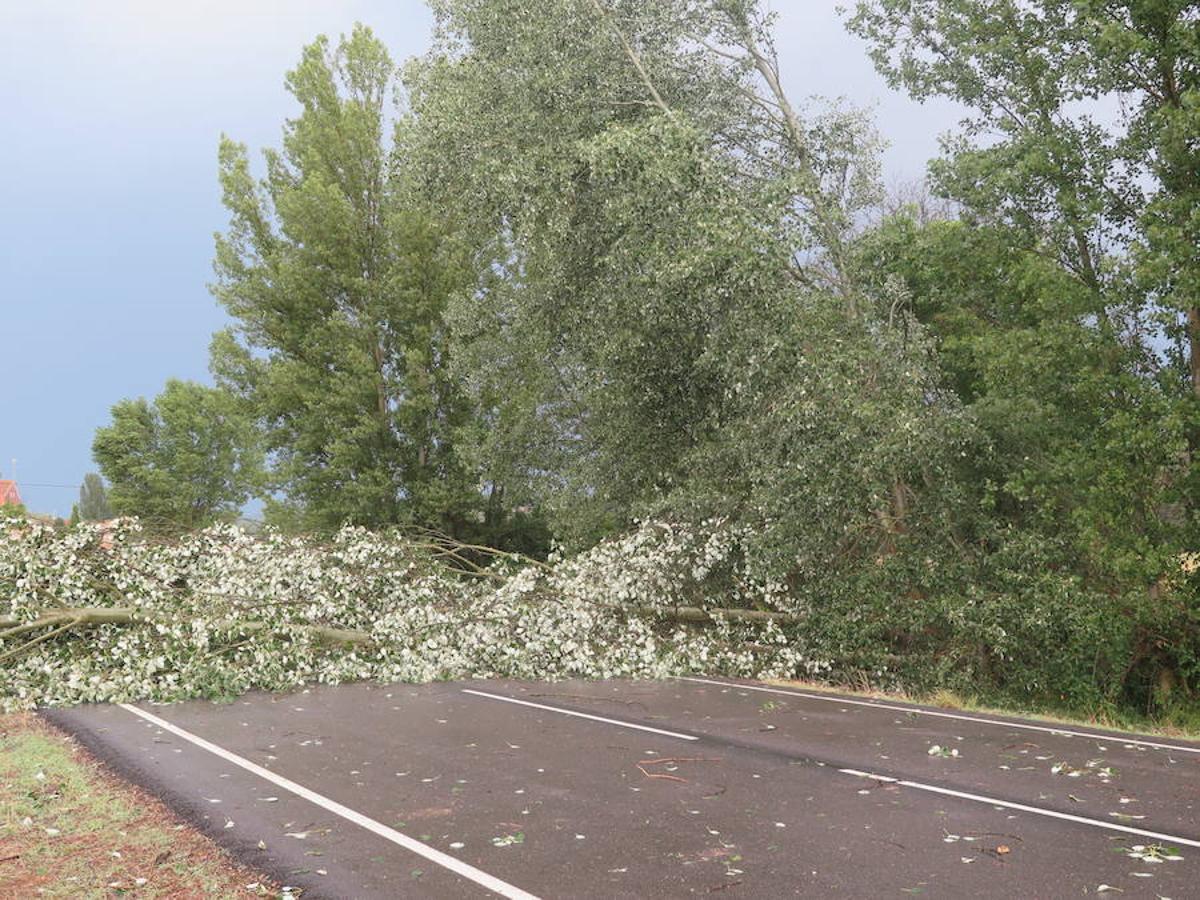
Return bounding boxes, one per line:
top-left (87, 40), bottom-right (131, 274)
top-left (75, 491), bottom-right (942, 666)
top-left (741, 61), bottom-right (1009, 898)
top-left (0, 480), bottom-right (22, 506)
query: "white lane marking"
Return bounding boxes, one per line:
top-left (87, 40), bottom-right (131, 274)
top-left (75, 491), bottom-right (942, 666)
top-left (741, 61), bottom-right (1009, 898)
top-left (681, 677), bottom-right (1200, 754)
top-left (117, 703), bottom-right (540, 900)
top-left (467, 685), bottom-right (1200, 848)
top-left (461, 690), bottom-right (698, 741)
top-left (839, 767), bottom-right (1200, 848)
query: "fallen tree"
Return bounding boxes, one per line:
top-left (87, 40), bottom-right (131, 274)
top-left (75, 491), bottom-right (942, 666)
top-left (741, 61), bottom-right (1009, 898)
top-left (0, 517), bottom-right (824, 710)
top-left (0, 603), bottom-right (798, 670)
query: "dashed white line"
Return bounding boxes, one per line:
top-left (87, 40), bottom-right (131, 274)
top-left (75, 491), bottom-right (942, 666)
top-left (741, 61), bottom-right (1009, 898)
top-left (839, 767), bottom-right (1200, 848)
top-left (117, 703), bottom-right (540, 900)
top-left (681, 677), bottom-right (1200, 754)
top-left (468, 684), bottom-right (1200, 849)
top-left (461, 689), bottom-right (699, 741)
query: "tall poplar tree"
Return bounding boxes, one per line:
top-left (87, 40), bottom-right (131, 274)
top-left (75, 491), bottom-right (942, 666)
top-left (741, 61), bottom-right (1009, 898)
top-left (76, 473), bottom-right (113, 522)
top-left (211, 25), bottom-right (478, 533)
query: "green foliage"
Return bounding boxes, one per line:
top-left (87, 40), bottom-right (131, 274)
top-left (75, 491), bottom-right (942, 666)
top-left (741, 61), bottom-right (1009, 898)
top-left (212, 25), bottom-right (505, 540)
top-left (846, 0), bottom-right (1200, 422)
top-left (672, 290), bottom-right (976, 586)
top-left (405, 0), bottom-right (958, 569)
top-left (91, 380), bottom-right (262, 529)
top-left (846, 0), bottom-right (1200, 715)
top-left (852, 215), bottom-right (1186, 584)
top-left (814, 531), bottom-right (1115, 707)
top-left (0, 503), bottom-right (27, 521)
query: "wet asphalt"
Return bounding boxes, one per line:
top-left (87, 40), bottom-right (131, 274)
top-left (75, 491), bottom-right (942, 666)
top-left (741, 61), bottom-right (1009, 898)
top-left (40, 677), bottom-right (1200, 898)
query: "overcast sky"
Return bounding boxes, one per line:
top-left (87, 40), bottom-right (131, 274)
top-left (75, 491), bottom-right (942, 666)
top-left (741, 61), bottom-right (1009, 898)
top-left (0, 1), bottom-right (963, 516)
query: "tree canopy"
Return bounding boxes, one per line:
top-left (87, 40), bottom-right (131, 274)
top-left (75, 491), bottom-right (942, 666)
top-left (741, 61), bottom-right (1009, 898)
top-left (211, 25), bottom-right (488, 537)
top-left (92, 380), bottom-right (261, 529)
top-left (399, 0), bottom-right (968, 570)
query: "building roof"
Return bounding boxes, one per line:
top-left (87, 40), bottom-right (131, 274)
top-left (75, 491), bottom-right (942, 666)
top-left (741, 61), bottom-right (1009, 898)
top-left (0, 480), bottom-right (22, 506)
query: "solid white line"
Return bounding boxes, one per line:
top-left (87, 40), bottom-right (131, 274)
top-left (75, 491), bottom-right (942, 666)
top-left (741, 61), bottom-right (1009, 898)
top-left (461, 689), bottom-right (699, 741)
top-left (838, 767), bottom-right (1200, 848)
top-left (117, 703), bottom-right (540, 900)
top-left (681, 677), bottom-right (1200, 754)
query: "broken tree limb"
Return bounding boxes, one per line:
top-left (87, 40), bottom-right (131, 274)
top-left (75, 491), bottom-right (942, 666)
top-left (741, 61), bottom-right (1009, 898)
top-left (621, 605), bottom-right (802, 626)
top-left (208, 619), bottom-right (373, 646)
top-left (0, 607), bottom-right (372, 656)
top-left (0, 607), bottom-right (142, 641)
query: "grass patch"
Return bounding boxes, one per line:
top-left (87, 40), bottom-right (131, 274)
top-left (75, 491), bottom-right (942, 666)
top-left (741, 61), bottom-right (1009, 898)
top-left (765, 678), bottom-right (1200, 742)
top-left (0, 714), bottom-right (276, 898)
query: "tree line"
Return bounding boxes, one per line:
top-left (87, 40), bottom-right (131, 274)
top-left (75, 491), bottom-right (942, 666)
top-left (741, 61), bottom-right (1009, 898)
top-left (90, 1), bottom-right (1200, 716)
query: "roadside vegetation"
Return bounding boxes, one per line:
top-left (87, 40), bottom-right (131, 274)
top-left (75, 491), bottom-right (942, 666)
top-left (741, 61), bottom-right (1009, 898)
top-left (0, 714), bottom-right (275, 898)
top-left (4, 513), bottom-right (1200, 738)
top-left (6, 1), bottom-right (1200, 726)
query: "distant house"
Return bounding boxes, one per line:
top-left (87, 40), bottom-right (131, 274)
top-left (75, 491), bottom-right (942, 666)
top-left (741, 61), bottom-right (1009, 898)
top-left (0, 480), bottom-right (21, 507)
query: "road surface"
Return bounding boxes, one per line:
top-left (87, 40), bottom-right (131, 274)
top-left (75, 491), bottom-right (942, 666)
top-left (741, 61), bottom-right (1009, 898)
top-left (43, 677), bottom-right (1200, 898)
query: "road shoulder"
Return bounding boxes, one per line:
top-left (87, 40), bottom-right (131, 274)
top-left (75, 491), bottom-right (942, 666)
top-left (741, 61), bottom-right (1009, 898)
top-left (0, 712), bottom-right (276, 898)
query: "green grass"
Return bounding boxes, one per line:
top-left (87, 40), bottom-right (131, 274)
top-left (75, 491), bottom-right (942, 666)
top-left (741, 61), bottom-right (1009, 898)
top-left (0, 715), bottom-right (277, 898)
top-left (766, 678), bottom-right (1200, 742)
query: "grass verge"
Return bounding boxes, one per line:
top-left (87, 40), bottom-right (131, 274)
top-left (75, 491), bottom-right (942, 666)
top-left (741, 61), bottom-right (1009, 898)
top-left (766, 678), bottom-right (1200, 742)
top-left (0, 714), bottom-right (277, 899)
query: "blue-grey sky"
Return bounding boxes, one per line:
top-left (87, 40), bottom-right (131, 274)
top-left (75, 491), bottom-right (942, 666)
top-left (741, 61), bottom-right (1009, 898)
top-left (0, 1), bottom-right (962, 516)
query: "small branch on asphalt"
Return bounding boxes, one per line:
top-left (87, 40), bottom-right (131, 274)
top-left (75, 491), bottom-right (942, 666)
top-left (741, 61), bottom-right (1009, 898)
top-left (636, 763), bottom-right (687, 783)
top-left (636, 756), bottom-right (723, 783)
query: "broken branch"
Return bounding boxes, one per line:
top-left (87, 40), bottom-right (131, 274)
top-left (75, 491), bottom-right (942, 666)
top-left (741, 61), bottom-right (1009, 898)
top-left (0, 607), bottom-right (373, 653)
top-left (622, 605), bottom-right (802, 626)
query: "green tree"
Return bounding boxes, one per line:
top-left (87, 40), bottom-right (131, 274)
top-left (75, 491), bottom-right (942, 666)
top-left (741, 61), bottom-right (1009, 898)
top-left (847, 2), bottom-right (1200, 709)
top-left (75, 473), bottom-right (113, 522)
top-left (212, 25), bottom-right (482, 535)
top-left (92, 380), bottom-right (262, 529)
top-left (403, 0), bottom-right (965, 566)
top-left (853, 213), bottom-right (1181, 582)
top-left (847, 0), bottom-right (1200, 504)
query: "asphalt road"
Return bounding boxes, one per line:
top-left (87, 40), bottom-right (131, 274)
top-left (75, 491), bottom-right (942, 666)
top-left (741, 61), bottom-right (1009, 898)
top-left (41, 677), bottom-right (1200, 898)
